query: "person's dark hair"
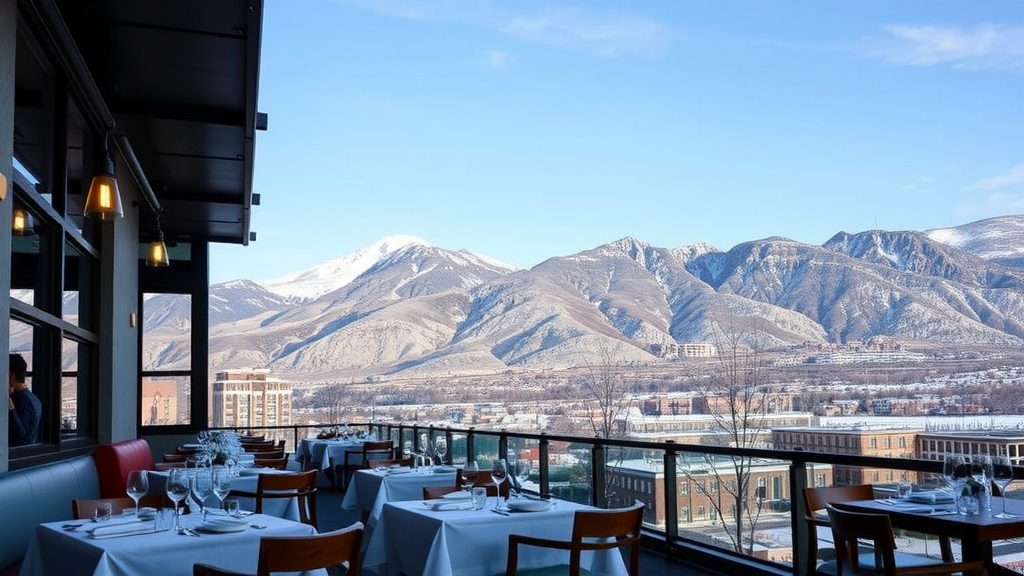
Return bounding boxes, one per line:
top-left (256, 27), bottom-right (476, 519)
top-left (9, 353), bottom-right (27, 382)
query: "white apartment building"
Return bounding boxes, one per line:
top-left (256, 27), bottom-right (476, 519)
top-left (211, 369), bottom-right (293, 430)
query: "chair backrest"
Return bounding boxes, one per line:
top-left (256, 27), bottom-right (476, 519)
top-left (248, 447), bottom-right (285, 459)
top-left (154, 461), bottom-right (187, 471)
top-left (457, 469), bottom-right (510, 497)
top-left (802, 484), bottom-right (875, 576)
top-left (162, 452), bottom-right (189, 462)
top-left (244, 442), bottom-right (280, 453)
top-left (252, 456), bottom-right (288, 470)
top-left (72, 494), bottom-right (167, 519)
top-left (365, 457), bottom-right (414, 469)
top-left (255, 522), bottom-right (364, 576)
top-left (569, 502), bottom-right (644, 576)
top-left (423, 485), bottom-right (462, 499)
top-left (256, 470), bottom-right (318, 528)
top-left (826, 504), bottom-right (900, 576)
top-left (360, 441), bottom-right (394, 466)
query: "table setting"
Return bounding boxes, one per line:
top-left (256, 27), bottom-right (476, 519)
top-left (19, 512), bottom-right (315, 576)
top-left (341, 465), bottom-right (458, 526)
top-left (363, 495), bottom-right (628, 576)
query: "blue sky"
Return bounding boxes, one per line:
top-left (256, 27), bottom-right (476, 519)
top-left (210, 0), bottom-right (1024, 284)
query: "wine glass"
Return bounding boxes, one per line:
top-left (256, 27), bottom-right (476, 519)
top-left (125, 470), bottom-right (149, 517)
top-left (491, 459), bottom-right (508, 510)
top-left (461, 460), bottom-right (479, 494)
top-left (944, 454), bottom-right (970, 514)
top-left (191, 467), bottom-right (214, 521)
top-left (993, 454), bottom-right (1016, 518)
top-left (434, 437), bottom-right (448, 467)
top-left (512, 459), bottom-right (530, 497)
top-left (166, 468), bottom-right (190, 532)
top-left (975, 454), bottom-right (994, 511)
top-left (211, 467), bottom-right (233, 513)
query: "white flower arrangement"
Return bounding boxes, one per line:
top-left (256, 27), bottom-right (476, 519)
top-left (197, 430), bottom-right (244, 466)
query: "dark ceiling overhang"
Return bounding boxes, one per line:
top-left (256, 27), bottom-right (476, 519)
top-left (53, 0), bottom-right (264, 246)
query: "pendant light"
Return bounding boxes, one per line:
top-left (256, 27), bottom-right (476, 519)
top-left (146, 211), bottom-right (170, 267)
top-left (12, 207), bottom-right (33, 236)
top-left (84, 135), bottom-right (124, 220)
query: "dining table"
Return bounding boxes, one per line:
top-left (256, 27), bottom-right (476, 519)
top-left (363, 497), bottom-right (630, 576)
top-left (838, 494), bottom-right (1024, 576)
top-left (296, 437), bottom-right (367, 472)
top-left (148, 467), bottom-right (300, 521)
top-left (19, 512), bottom-right (317, 576)
top-left (341, 466), bottom-right (458, 526)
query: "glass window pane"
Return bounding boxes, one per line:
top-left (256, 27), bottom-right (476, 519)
top-left (63, 241), bottom-right (95, 329)
top-left (141, 376), bottom-right (191, 426)
top-left (142, 293), bottom-right (192, 371)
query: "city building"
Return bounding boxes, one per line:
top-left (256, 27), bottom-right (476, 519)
top-left (211, 370), bottom-right (293, 431)
top-left (772, 425), bottom-right (922, 485)
top-left (917, 430), bottom-right (1024, 465)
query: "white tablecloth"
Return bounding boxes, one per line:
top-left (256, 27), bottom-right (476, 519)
top-left (297, 439), bottom-right (365, 471)
top-left (364, 499), bottom-right (629, 576)
top-left (19, 513), bottom-right (317, 576)
top-left (341, 468), bottom-right (458, 526)
top-left (148, 469), bottom-right (300, 521)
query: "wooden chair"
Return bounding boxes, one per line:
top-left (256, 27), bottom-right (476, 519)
top-left (243, 442), bottom-right (280, 453)
top-left (162, 452), bottom-right (188, 463)
top-left (506, 501), bottom-right (643, 576)
top-left (193, 521), bottom-right (364, 576)
top-left (825, 504), bottom-right (987, 576)
top-left (423, 485), bottom-right (462, 499)
top-left (456, 469), bottom-right (511, 497)
top-left (154, 461), bottom-right (187, 470)
top-left (339, 440), bottom-right (394, 491)
top-left (363, 457), bottom-right (414, 469)
top-left (252, 456), bottom-right (288, 470)
top-left (229, 470), bottom-right (319, 529)
top-left (72, 494), bottom-right (168, 519)
top-left (804, 485), bottom-right (953, 576)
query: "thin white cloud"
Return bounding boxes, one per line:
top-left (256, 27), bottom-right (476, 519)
top-left (483, 50), bottom-right (515, 68)
top-left (971, 163), bottom-right (1024, 190)
top-left (500, 7), bottom-right (671, 58)
top-left (954, 191), bottom-right (1024, 217)
top-left (863, 24), bottom-right (1024, 71)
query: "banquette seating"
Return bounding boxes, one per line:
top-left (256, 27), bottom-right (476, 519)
top-left (0, 438), bottom-right (156, 576)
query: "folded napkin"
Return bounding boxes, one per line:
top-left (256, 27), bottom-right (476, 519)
top-left (908, 491), bottom-right (955, 504)
top-left (89, 520), bottom-right (156, 539)
top-left (431, 500), bottom-right (475, 511)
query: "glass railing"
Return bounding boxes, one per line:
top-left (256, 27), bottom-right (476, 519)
top-left (204, 422), bottom-right (1021, 576)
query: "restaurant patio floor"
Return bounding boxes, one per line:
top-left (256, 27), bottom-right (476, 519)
top-left (316, 487), bottom-right (723, 576)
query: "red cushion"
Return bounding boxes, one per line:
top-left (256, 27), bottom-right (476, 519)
top-left (92, 439), bottom-right (154, 498)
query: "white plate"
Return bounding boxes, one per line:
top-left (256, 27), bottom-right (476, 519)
top-left (195, 520), bottom-right (249, 533)
top-left (443, 491), bottom-right (471, 500)
top-left (506, 499), bottom-right (552, 512)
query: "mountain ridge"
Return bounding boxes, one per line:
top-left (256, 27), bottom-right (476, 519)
top-left (141, 215), bottom-right (1024, 379)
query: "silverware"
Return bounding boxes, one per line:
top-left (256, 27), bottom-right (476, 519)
top-left (61, 523), bottom-right (83, 531)
top-left (491, 509), bottom-right (510, 516)
top-left (250, 524), bottom-right (267, 530)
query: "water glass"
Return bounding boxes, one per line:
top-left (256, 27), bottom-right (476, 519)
top-left (94, 501), bottom-right (112, 522)
top-left (224, 497), bottom-right (241, 517)
top-left (896, 479), bottom-right (912, 500)
top-left (471, 487), bottom-right (487, 510)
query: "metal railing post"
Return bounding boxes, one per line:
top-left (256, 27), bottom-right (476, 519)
top-left (498, 430), bottom-right (509, 464)
top-left (592, 441), bottom-right (607, 508)
top-left (444, 428), bottom-right (453, 465)
top-left (663, 441), bottom-right (679, 551)
top-left (539, 434), bottom-right (550, 498)
top-left (466, 428), bottom-right (476, 463)
top-left (791, 459), bottom-right (810, 576)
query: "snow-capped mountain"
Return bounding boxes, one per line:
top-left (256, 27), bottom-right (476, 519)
top-left (257, 235), bottom-right (435, 302)
top-left (926, 215), bottom-right (1024, 268)
top-left (141, 215), bottom-right (1024, 378)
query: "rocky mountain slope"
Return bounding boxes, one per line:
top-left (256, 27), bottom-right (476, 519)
top-left (142, 216), bottom-right (1024, 379)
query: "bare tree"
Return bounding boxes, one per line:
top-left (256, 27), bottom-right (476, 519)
top-left (572, 339), bottom-right (643, 439)
top-left (681, 318), bottom-right (774, 555)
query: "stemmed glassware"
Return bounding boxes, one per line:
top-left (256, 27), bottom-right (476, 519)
top-left (512, 460), bottom-right (530, 497)
top-left (943, 454), bottom-right (971, 515)
top-left (461, 460), bottom-right (479, 494)
top-left (166, 468), bottom-right (190, 532)
top-left (975, 454), bottom-right (994, 511)
top-left (993, 454), bottom-right (1016, 518)
top-left (191, 466), bottom-right (214, 521)
top-left (434, 437), bottom-right (448, 467)
top-left (125, 470), bottom-right (149, 517)
top-left (491, 459), bottom-right (508, 510)
top-left (211, 467), bottom-right (233, 514)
